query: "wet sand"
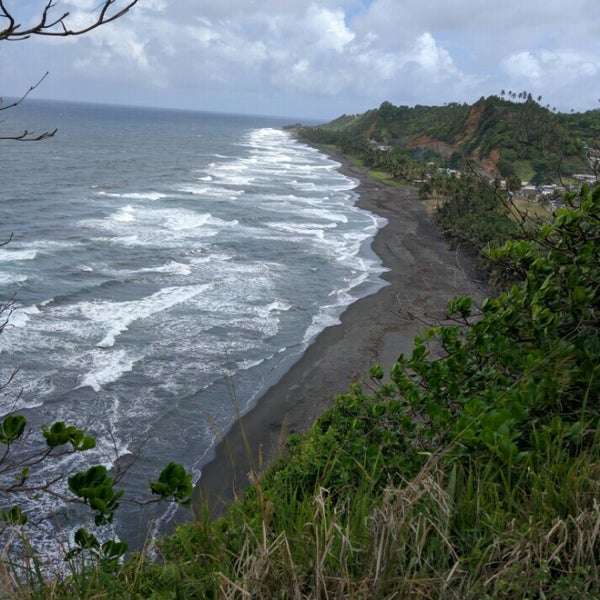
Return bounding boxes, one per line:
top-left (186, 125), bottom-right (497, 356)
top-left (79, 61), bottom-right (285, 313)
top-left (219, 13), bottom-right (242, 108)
top-left (195, 150), bottom-right (487, 516)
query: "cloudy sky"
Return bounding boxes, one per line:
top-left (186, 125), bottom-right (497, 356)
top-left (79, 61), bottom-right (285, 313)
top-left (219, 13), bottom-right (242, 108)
top-left (1, 0), bottom-right (598, 120)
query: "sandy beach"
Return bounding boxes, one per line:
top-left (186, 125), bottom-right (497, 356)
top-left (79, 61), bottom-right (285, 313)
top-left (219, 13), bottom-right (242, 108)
top-left (195, 150), bottom-right (487, 515)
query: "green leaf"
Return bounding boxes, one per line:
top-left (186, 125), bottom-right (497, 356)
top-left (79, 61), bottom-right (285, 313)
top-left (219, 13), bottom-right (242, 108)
top-left (369, 364), bottom-right (384, 380)
top-left (0, 506), bottom-right (28, 526)
top-left (74, 527), bottom-right (99, 550)
top-left (150, 462), bottom-right (193, 507)
top-left (572, 285), bottom-right (587, 304)
top-left (68, 466), bottom-right (123, 524)
top-left (73, 433), bottom-right (96, 452)
top-left (43, 421), bottom-right (96, 451)
top-left (447, 296), bottom-right (473, 319)
top-left (65, 528), bottom-right (100, 561)
top-left (101, 540), bottom-right (128, 561)
top-left (14, 467), bottom-right (30, 486)
top-left (43, 421), bottom-right (73, 447)
top-left (0, 414), bottom-right (26, 444)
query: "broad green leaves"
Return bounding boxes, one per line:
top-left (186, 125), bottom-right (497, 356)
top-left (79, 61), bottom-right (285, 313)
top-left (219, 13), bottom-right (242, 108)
top-left (150, 462), bottom-right (194, 507)
top-left (65, 527), bottom-right (129, 567)
top-left (0, 414), bottom-right (26, 444)
top-left (43, 421), bottom-right (96, 451)
top-left (0, 412), bottom-right (194, 567)
top-left (68, 465), bottom-right (124, 526)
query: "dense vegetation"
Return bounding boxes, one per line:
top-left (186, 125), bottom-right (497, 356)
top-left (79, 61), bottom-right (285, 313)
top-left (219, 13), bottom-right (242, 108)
top-left (296, 95), bottom-right (600, 184)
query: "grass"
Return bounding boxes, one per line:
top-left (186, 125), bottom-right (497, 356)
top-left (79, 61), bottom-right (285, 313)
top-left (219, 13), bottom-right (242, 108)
top-left (513, 160), bottom-right (535, 183)
top-left (4, 408), bottom-right (600, 598)
top-left (511, 196), bottom-right (552, 220)
top-left (128, 429), bottom-right (600, 598)
top-left (367, 169), bottom-right (411, 188)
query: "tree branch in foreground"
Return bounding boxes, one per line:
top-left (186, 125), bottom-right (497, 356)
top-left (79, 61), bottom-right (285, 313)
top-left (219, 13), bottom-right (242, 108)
top-left (0, 0), bottom-right (140, 41)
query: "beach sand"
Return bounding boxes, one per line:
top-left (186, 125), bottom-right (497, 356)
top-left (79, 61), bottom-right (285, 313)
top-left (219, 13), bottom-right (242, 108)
top-left (195, 151), bottom-right (487, 516)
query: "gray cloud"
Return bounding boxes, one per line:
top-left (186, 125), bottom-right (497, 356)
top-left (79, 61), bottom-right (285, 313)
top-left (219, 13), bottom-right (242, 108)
top-left (2, 0), bottom-right (598, 119)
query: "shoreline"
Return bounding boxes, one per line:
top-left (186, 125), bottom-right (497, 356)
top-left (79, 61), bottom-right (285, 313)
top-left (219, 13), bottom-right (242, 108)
top-left (194, 148), bottom-right (487, 516)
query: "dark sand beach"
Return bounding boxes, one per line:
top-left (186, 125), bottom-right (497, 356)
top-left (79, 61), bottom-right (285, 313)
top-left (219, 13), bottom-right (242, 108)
top-left (196, 150), bottom-right (487, 515)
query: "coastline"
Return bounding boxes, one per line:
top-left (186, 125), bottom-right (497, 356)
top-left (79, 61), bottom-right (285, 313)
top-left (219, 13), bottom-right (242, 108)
top-left (194, 148), bottom-right (487, 516)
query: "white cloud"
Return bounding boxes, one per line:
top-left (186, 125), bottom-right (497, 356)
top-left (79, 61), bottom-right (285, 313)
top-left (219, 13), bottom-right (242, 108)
top-left (500, 49), bottom-right (599, 111)
top-left (539, 50), bottom-right (598, 80)
top-left (502, 51), bottom-right (543, 81)
top-left (3, 0), bottom-right (599, 118)
top-left (502, 49), bottom-right (599, 85)
top-left (406, 32), bottom-right (458, 79)
top-left (70, 18), bottom-right (150, 73)
top-left (306, 4), bottom-right (355, 52)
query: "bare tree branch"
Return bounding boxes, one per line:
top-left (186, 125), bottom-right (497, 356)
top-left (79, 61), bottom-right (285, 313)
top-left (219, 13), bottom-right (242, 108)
top-left (0, 72), bottom-right (49, 112)
top-left (0, 2), bottom-right (140, 140)
top-left (0, 0), bottom-right (140, 41)
top-left (0, 128), bottom-right (57, 141)
top-left (0, 74), bottom-right (57, 139)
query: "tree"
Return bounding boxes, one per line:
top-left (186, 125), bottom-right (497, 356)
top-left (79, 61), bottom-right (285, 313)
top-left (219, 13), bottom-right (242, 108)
top-left (1, 1), bottom-right (140, 140)
top-left (505, 174), bottom-right (522, 193)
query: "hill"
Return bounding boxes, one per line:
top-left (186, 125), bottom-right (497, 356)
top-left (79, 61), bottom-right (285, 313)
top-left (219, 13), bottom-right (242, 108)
top-left (297, 94), bottom-right (600, 185)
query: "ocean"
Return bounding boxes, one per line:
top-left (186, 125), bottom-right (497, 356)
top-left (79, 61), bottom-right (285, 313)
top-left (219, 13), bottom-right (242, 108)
top-left (0, 99), bottom-right (387, 552)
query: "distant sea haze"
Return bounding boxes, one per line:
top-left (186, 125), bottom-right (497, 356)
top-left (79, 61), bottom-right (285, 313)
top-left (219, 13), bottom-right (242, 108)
top-left (0, 100), bottom-right (387, 549)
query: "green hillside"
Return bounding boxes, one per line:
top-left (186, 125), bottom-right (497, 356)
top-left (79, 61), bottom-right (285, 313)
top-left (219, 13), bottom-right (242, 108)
top-left (297, 95), bottom-right (600, 184)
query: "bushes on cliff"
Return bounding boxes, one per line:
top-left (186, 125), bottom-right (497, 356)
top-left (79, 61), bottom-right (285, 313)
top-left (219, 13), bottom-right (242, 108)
top-left (434, 171), bottom-right (520, 258)
top-left (258, 182), bottom-right (598, 506)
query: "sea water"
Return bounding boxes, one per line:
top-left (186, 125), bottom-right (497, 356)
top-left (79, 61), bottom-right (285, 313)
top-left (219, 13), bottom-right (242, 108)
top-left (0, 99), bottom-right (387, 552)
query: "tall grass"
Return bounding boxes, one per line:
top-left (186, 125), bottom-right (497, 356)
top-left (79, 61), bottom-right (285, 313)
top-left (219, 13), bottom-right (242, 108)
top-left (4, 416), bottom-right (600, 598)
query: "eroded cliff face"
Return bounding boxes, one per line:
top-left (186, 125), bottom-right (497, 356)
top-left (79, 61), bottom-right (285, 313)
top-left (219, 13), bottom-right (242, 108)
top-left (406, 135), bottom-right (456, 158)
top-left (405, 101), bottom-right (501, 176)
top-left (460, 99), bottom-right (485, 141)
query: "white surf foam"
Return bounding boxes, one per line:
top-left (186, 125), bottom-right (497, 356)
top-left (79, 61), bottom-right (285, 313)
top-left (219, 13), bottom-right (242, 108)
top-left (0, 272), bottom-right (27, 285)
top-left (176, 183), bottom-right (244, 199)
top-left (0, 249), bottom-right (37, 262)
top-left (97, 191), bottom-right (167, 201)
top-left (82, 205), bottom-right (236, 245)
top-left (79, 349), bottom-right (136, 392)
top-left (265, 221), bottom-right (336, 238)
top-left (146, 261), bottom-right (192, 276)
top-left (78, 284), bottom-right (210, 348)
top-left (8, 304), bottom-right (40, 329)
top-left (112, 205), bottom-right (136, 222)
